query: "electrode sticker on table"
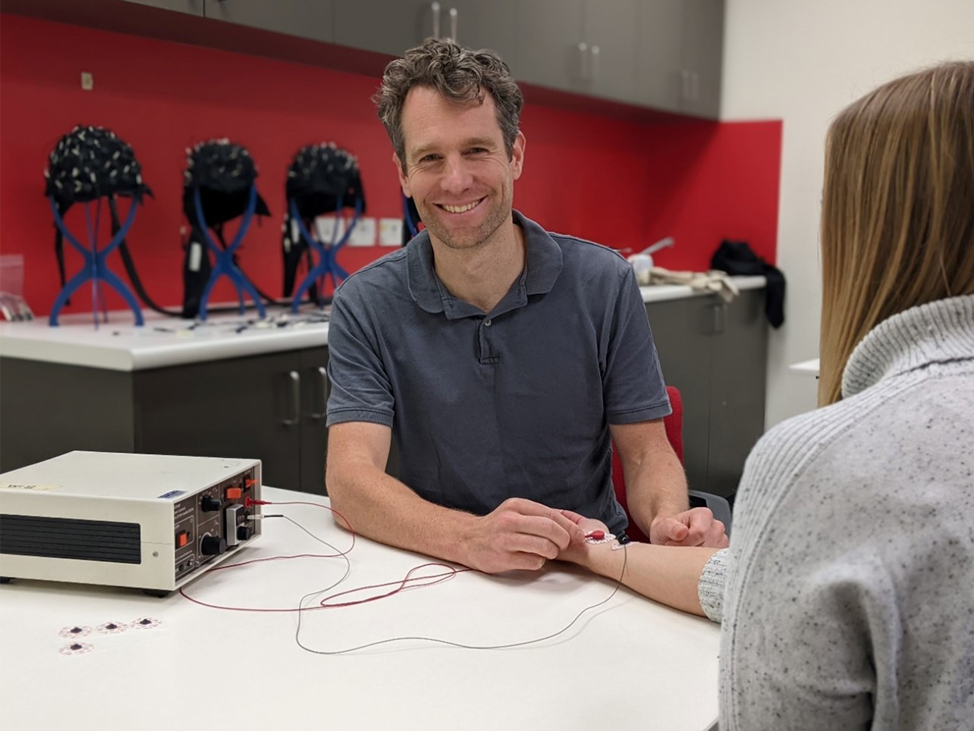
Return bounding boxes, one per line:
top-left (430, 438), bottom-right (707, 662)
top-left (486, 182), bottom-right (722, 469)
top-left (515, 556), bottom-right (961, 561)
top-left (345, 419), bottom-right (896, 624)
top-left (55, 618), bottom-right (164, 657)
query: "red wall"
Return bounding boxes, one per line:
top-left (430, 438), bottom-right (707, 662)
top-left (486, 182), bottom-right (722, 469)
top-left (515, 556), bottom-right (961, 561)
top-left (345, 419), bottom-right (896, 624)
top-left (0, 14), bottom-right (781, 317)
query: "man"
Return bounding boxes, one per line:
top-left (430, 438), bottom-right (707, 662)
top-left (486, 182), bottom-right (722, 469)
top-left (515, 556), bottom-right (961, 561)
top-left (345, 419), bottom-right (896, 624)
top-left (326, 39), bottom-right (728, 574)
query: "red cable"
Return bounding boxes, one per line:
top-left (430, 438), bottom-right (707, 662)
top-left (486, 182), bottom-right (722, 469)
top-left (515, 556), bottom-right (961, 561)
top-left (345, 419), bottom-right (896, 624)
top-left (179, 499), bottom-right (469, 613)
top-left (318, 563), bottom-right (469, 608)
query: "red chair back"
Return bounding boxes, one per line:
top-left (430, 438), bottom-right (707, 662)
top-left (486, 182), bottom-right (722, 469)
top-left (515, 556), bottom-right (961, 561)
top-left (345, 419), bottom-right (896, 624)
top-left (611, 385), bottom-right (684, 543)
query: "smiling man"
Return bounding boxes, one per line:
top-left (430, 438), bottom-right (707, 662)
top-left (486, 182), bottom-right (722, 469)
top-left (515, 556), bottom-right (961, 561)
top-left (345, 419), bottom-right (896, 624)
top-left (324, 39), bottom-right (727, 574)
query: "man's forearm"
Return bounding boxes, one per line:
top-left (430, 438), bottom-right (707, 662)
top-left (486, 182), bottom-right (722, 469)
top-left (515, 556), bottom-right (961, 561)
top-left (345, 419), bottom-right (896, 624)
top-left (625, 449), bottom-right (689, 537)
top-left (326, 463), bottom-right (477, 565)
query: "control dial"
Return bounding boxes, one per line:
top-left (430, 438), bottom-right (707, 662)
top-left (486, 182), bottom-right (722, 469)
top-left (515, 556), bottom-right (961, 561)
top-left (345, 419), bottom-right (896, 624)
top-left (201, 496), bottom-right (222, 512)
top-left (200, 534), bottom-right (227, 556)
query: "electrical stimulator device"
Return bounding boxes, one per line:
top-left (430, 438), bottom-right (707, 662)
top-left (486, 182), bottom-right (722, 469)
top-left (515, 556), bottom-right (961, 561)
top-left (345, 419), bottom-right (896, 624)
top-left (0, 451), bottom-right (262, 596)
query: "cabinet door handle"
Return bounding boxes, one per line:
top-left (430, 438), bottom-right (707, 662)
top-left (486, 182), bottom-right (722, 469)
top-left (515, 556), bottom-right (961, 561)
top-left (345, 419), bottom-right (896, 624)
top-left (431, 2), bottom-right (441, 40)
top-left (281, 370), bottom-right (300, 426)
top-left (310, 366), bottom-right (329, 420)
top-left (590, 45), bottom-right (600, 82)
top-left (448, 7), bottom-right (458, 42)
top-left (711, 304), bottom-right (726, 335)
top-left (681, 69), bottom-right (691, 100)
top-left (578, 42), bottom-right (589, 81)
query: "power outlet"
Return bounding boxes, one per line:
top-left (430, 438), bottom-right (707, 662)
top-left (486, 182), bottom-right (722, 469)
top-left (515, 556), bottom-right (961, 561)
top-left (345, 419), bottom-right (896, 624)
top-left (81, 72), bottom-right (94, 91)
top-left (347, 217), bottom-right (376, 247)
top-left (315, 216), bottom-right (346, 244)
top-left (379, 218), bottom-right (404, 247)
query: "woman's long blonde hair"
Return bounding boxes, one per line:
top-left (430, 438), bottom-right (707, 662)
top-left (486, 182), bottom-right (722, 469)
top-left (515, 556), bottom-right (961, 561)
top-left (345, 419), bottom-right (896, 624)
top-left (818, 61), bottom-right (974, 406)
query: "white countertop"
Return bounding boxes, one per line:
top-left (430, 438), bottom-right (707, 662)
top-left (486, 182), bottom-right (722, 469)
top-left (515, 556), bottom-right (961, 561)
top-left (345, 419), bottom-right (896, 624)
top-left (0, 486), bottom-right (721, 731)
top-left (0, 276), bottom-right (765, 371)
top-left (0, 309), bottom-right (330, 371)
top-left (640, 275), bottom-right (766, 303)
top-left (789, 358), bottom-right (820, 377)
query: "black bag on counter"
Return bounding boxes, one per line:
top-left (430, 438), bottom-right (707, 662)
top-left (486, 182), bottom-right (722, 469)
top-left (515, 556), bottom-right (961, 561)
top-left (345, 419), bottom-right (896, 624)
top-left (711, 240), bottom-right (786, 328)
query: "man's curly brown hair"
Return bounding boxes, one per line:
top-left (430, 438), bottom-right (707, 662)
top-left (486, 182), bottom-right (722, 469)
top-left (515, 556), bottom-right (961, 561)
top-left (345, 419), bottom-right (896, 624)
top-left (373, 39), bottom-right (523, 171)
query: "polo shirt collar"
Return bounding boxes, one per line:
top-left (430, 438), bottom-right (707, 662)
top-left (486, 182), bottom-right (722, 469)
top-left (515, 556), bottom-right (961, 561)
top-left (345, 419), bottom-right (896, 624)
top-left (406, 210), bottom-right (564, 315)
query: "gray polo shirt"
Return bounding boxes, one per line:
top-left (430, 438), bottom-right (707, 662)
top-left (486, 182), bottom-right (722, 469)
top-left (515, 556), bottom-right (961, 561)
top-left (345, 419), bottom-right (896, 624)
top-left (326, 211), bottom-right (670, 535)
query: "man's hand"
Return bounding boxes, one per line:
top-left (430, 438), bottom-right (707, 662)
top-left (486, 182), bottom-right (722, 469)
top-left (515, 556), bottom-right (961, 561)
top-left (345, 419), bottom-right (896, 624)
top-left (463, 498), bottom-right (586, 574)
top-left (650, 507), bottom-right (728, 548)
top-left (555, 510), bottom-right (610, 566)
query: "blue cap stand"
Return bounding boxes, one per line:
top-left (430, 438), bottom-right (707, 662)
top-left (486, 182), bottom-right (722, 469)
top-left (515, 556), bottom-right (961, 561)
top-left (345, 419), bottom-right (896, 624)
top-left (48, 196), bottom-right (144, 328)
top-left (289, 195), bottom-right (361, 313)
top-left (192, 183), bottom-right (266, 321)
top-left (402, 192), bottom-right (419, 239)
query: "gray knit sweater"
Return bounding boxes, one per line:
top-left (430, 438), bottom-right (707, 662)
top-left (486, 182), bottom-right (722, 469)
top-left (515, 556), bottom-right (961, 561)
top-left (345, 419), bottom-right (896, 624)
top-left (697, 295), bottom-right (974, 730)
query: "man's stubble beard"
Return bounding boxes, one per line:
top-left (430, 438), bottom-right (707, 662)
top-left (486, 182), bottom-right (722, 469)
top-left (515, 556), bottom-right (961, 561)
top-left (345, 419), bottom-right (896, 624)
top-left (421, 185), bottom-right (513, 252)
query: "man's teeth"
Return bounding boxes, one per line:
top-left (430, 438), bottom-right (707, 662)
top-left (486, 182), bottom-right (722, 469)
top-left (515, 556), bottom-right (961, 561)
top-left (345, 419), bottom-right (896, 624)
top-left (442, 201), bottom-right (479, 214)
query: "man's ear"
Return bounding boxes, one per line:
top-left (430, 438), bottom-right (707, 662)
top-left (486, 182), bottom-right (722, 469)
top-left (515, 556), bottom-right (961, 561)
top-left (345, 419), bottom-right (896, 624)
top-left (510, 131), bottom-right (526, 181)
top-left (394, 152), bottom-right (411, 198)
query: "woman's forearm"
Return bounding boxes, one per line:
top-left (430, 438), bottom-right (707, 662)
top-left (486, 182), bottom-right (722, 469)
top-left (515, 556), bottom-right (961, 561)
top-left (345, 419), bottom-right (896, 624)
top-left (581, 542), bottom-right (719, 617)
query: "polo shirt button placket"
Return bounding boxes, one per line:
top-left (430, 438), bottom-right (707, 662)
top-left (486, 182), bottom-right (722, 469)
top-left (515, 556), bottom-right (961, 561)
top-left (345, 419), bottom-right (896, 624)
top-left (484, 319), bottom-right (492, 327)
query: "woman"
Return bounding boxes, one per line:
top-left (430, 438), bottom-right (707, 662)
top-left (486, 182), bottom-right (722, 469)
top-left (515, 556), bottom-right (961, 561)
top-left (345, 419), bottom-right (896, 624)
top-left (561, 60), bottom-right (974, 729)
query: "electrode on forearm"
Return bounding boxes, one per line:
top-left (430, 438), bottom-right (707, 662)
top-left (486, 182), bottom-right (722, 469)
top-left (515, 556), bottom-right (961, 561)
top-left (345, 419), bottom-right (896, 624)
top-left (585, 530), bottom-right (626, 550)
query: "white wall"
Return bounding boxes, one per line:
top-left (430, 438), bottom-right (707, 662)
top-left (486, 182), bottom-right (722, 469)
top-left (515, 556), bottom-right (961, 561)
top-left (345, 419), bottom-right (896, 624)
top-left (721, 0), bottom-right (974, 427)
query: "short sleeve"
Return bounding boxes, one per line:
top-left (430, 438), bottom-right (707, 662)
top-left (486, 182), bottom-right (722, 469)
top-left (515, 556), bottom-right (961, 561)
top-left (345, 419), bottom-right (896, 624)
top-left (603, 268), bottom-right (671, 424)
top-left (326, 285), bottom-right (395, 428)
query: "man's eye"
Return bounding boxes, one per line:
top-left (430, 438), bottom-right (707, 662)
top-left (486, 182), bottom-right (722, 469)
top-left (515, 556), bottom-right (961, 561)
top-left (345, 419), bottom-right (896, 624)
top-left (465, 148), bottom-right (488, 155)
top-left (420, 154), bottom-right (440, 163)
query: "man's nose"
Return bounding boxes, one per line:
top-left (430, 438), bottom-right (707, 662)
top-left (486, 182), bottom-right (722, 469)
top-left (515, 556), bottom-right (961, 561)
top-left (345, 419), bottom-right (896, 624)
top-left (440, 154), bottom-right (473, 194)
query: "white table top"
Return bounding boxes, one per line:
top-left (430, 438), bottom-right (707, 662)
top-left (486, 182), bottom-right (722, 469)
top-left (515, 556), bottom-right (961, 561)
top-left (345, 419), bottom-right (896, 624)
top-left (0, 487), bottom-right (721, 731)
top-left (0, 277), bottom-right (765, 371)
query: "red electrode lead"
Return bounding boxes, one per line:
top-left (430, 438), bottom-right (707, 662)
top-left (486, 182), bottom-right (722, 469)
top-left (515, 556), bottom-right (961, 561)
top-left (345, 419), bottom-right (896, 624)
top-left (586, 530), bottom-right (605, 541)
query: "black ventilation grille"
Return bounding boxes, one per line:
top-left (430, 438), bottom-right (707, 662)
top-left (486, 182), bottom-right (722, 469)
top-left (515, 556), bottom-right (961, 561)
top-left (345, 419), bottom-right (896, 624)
top-left (0, 514), bottom-right (141, 564)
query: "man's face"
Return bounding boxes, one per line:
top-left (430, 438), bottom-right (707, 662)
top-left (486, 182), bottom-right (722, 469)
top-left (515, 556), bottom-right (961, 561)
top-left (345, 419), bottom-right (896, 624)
top-left (396, 86), bottom-right (525, 252)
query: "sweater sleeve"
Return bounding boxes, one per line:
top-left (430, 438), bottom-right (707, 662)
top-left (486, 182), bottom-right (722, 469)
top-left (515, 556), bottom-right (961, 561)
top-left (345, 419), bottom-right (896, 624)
top-left (697, 548), bottom-right (729, 623)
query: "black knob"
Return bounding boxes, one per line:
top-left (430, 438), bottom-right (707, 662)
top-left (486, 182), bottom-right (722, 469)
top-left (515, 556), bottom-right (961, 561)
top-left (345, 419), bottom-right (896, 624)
top-left (200, 535), bottom-right (227, 556)
top-left (201, 496), bottom-right (221, 512)
top-left (237, 525), bottom-right (254, 541)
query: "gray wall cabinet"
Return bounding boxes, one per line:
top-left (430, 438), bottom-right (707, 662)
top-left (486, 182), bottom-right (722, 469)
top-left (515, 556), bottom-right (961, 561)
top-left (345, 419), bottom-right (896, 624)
top-left (646, 288), bottom-right (768, 497)
top-left (513, 0), bottom-right (640, 106)
top-left (678, 0), bottom-right (724, 118)
top-left (333, 0), bottom-right (516, 62)
top-left (205, 0), bottom-right (334, 43)
top-left (514, 0), bottom-right (722, 116)
top-left (333, 1), bottom-right (445, 56)
top-left (635, 0), bottom-right (684, 112)
top-left (124, 0), bottom-right (203, 14)
top-left (511, 0), bottom-right (585, 93)
top-left (635, 0), bottom-right (724, 115)
top-left (330, 0), bottom-right (724, 117)
top-left (6, 0), bottom-right (723, 118)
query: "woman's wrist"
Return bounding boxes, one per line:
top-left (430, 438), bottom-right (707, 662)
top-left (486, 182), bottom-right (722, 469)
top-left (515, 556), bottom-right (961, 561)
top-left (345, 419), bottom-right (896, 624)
top-left (578, 539), bottom-right (627, 578)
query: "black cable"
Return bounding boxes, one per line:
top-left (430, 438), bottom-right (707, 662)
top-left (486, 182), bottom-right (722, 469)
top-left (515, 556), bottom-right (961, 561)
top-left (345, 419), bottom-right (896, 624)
top-left (108, 195), bottom-right (182, 317)
top-left (107, 196), bottom-right (320, 318)
top-left (212, 222), bottom-right (303, 309)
